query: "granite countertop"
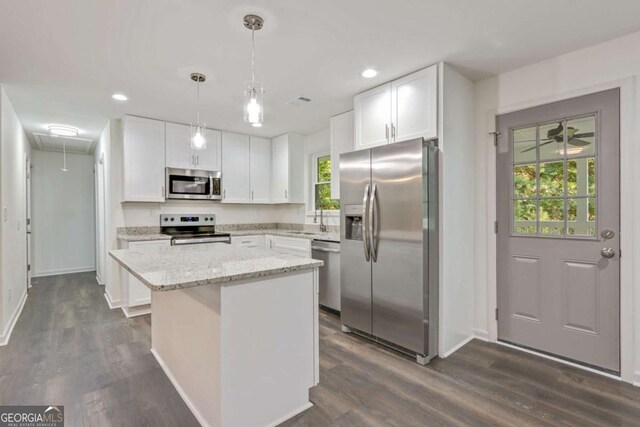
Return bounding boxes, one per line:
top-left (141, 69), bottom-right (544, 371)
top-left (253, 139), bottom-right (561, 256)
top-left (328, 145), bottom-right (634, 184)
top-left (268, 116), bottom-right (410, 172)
top-left (228, 229), bottom-right (341, 243)
top-left (109, 244), bottom-right (324, 291)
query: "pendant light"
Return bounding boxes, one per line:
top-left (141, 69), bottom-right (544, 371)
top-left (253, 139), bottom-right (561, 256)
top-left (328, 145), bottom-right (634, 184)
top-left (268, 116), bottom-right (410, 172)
top-left (243, 14), bottom-right (264, 126)
top-left (190, 72), bottom-right (206, 150)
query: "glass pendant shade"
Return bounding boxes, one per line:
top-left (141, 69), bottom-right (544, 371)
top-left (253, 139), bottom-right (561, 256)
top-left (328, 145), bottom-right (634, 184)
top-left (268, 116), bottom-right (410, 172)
top-left (191, 122), bottom-right (206, 150)
top-left (243, 81), bottom-right (264, 124)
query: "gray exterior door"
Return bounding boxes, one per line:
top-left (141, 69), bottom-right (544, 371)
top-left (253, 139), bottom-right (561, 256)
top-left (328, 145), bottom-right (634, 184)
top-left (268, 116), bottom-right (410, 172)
top-left (496, 89), bottom-right (620, 373)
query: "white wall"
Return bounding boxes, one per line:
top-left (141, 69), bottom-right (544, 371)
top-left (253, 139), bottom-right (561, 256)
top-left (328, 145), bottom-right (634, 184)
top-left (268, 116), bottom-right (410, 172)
top-left (473, 30), bottom-right (640, 383)
top-left (0, 85), bottom-right (31, 343)
top-left (31, 150), bottom-right (95, 276)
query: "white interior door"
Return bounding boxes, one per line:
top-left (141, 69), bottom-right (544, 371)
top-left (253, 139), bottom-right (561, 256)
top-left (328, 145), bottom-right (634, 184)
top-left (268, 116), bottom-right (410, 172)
top-left (26, 157), bottom-right (32, 288)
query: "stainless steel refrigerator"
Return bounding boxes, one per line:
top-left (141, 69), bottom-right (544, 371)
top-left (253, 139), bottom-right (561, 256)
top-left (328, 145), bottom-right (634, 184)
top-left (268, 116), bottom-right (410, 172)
top-left (339, 137), bottom-right (439, 364)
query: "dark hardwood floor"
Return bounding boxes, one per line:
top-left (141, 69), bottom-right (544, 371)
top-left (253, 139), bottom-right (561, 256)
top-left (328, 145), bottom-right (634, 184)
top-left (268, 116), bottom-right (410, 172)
top-left (1, 272), bottom-right (639, 426)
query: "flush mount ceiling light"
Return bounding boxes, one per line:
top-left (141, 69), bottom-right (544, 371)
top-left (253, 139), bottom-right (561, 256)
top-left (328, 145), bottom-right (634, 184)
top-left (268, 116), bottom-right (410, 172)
top-left (112, 93), bottom-right (128, 101)
top-left (361, 68), bottom-right (378, 78)
top-left (243, 14), bottom-right (264, 126)
top-left (48, 125), bottom-right (79, 137)
top-left (190, 72), bottom-right (207, 150)
top-left (251, 123), bottom-right (263, 128)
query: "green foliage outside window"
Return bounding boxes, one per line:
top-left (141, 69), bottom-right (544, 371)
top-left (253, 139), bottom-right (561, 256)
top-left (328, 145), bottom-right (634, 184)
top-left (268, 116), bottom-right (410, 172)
top-left (315, 155), bottom-right (340, 210)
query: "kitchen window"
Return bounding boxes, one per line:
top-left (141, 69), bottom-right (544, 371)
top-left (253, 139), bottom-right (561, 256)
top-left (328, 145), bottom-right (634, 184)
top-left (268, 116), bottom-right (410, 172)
top-left (313, 153), bottom-right (340, 211)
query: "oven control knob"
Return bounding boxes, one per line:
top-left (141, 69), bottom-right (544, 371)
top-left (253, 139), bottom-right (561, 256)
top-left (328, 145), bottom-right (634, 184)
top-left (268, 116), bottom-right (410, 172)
top-left (204, 218), bottom-right (208, 221)
top-left (209, 217), bottom-right (214, 221)
top-left (170, 217), bottom-right (174, 222)
top-left (163, 218), bottom-right (168, 222)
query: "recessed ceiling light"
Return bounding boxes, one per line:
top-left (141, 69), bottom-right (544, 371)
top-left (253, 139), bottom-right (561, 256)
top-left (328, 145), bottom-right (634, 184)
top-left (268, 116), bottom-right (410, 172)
top-left (112, 93), bottom-right (128, 101)
top-left (361, 69), bottom-right (378, 78)
top-left (252, 123), bottom-right (263, 128)
top-left (48, 125), bottom-right (79, 137)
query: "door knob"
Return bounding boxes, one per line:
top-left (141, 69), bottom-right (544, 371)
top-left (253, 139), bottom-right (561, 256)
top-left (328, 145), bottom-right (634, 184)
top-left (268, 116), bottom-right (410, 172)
top-left (601, 247), bottom-right (615, 259)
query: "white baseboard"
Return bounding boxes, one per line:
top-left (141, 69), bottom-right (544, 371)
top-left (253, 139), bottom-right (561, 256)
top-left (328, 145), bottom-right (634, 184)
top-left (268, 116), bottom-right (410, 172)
top-left (0, 290), bottom-right (28, 346)
top-left (267, 402), bottom-right (313, 427)
top-left (151, 348), bottom-right (212, 427)
top-left (104, 291), bottom-right (121, 309)
top-left (95, 274), bottom-right (104, 286)
top-left (497, 341), bottom-right (622, 382)
top-left (633, 370), bottom-right (640, 388)
top-left (33, 266), bottom-right (95, 278)
top-left (121, 304), bottom-right (150, 318)
top-left (443, 335), bottom-right (475, 358)
top-left (473, 328), bottom-right (489, 341)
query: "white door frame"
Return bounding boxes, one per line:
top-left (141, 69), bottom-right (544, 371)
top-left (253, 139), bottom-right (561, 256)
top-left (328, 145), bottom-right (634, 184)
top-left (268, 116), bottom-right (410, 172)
top-left (485, 77), bottom-right (637, 384)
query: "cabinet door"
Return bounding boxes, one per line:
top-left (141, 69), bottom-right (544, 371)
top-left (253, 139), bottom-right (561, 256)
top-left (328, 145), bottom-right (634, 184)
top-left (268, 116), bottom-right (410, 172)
top-left (271, 134), bottom-right (289, 203)
top-left (249, 137), bottom-right (271, 203)
top-left (165, 122), bottom-right (194, 169)
top-left (221, 132), bottom-right (251, 203)
top-left (195, 129), bottom-right (222, 171)
top-left (330, 110), bottom-right (354, 199)
top-left (353, 83), bottom-right (391, 150)
top-left (391, 65), bottom-right (437, 142)
top-left (123, 116), bottom-right (166, 202)
top-left (231, 235), bottom-right (265, 248)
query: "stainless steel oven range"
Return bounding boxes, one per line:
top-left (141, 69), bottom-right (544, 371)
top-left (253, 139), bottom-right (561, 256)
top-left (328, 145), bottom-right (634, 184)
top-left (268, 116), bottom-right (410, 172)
top-left (160, 214), bottom-right (231, 245)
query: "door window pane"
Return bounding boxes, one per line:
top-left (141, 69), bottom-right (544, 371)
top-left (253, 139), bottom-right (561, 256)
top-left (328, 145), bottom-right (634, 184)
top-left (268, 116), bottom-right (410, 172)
top-left (514, 199), bottom-right (537, 234)
top-left (588, 157), bottom-right (596, 196)
top-left (566, 116), bottom-right (595, 158)
top-left (539, 121), bottom-right (564, 161)
top-left (539, 161), bottom-right (564, 197)
top-left (567, 197), bottom-right (596, 237)
top-left (514, 164), bottom-right (536, 198)
top-left (513, 126), bottom-right (536, 164)
top-left (539, 199), bottom-right (564, 235)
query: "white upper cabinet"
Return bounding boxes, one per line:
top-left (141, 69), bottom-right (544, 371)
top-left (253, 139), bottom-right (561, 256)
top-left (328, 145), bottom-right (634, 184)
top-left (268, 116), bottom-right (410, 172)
top-left (165, 122), bottom-right (192, 169)
top-left (330, 110), bottom-right (354, 199)
top-left (221, 132), bottom-right (251, 203)
top-left (166, 122), bottom-right (221, 171)
top-left (271, 133), bottom-right (304, 204)
top-left (249, 136), bottom-right (271, 204)
top-left (391, 66), bottom-right (437, 142)
top-left (354, 84), bottom-right (391, 150)
top-left (197, 128), bottom-right (222, 171)
top-left (354, 65), bottom-right (437, 150)
top-left (122, 115), bottom-right (166, 202)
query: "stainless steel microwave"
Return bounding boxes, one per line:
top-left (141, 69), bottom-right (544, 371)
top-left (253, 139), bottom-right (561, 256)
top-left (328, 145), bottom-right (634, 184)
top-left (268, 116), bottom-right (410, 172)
top-left (165, 168), bottom-right (222, 200)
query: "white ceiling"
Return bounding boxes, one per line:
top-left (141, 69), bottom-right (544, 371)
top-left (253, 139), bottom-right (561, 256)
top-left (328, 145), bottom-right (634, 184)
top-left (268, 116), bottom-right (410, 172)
top-left (2, 0), bottom-right (640, 143)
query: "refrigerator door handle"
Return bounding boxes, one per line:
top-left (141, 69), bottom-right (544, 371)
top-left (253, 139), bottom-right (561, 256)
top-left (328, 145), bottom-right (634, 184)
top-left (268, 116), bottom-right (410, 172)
top-left (363, 184), bottom-right (371, 261)
top-left (370, 183), bottom-right (378, 262)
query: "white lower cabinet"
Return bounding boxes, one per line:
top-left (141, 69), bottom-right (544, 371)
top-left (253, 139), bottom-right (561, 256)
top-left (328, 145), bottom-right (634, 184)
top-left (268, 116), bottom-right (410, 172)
top-left (230, 235), bottom-right (266, 249)
top-left (120, 239), bottom-right (171, 317)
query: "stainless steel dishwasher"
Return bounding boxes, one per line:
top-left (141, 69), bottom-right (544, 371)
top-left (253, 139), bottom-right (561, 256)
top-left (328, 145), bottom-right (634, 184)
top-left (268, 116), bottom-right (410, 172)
top-left (312, 240), bottom-right (341, 311)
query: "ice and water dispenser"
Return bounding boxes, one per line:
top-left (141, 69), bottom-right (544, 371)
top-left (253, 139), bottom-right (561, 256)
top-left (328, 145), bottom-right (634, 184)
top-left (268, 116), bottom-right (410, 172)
top-left (343, 205), bottom-right (364, 241)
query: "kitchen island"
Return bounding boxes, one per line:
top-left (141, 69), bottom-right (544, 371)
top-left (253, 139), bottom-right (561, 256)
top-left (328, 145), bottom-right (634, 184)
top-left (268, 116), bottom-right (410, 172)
top-left (109, 243), bottom-right (323, 427)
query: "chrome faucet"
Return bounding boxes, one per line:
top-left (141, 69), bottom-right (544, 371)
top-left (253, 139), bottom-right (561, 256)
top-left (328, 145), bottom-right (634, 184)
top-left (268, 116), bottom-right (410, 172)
top-left (319, 208), bottom-right (327, 233)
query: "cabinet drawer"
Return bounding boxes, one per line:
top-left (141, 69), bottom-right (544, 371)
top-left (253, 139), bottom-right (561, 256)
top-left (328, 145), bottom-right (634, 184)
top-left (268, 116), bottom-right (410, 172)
top-left (231, 235), bottom-right (265, 248)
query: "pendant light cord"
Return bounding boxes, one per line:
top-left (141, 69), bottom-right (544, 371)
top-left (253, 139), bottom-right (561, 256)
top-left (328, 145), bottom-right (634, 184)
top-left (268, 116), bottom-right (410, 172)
top-left (251, 27), bottom-right (256, 85)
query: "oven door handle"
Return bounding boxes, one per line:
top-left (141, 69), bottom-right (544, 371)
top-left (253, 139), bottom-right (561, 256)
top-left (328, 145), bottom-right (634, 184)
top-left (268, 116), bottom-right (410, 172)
top-left (172, 237), bottom-right (231, 245)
